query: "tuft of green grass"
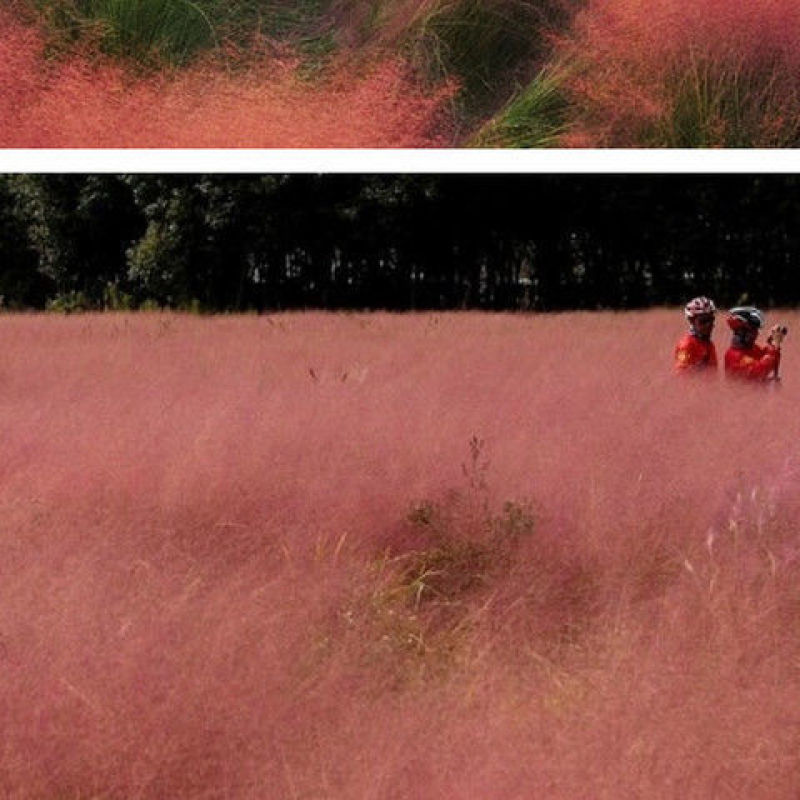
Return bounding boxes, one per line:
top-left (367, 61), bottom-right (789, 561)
top-left (213, 0), bottom-right (337, 70)
top-left (393, 499), bottom-right (537, 612)
top-left (666, 62), bottom-right (800, 147)
top-left (31, 0), bottom-right (339, 69)
top-left (646, 52), bottom-right (800, 148)
top-left (333, 0), bottom-right (566, 114)
top-left (467, 63), bottom-right (571, 147)
top-left (411, 0), bottom-right (534, 94)
top-left (85, 0), bottom-right (216, 64)
top-left (32, 0), bottom-right (217, 64)
top-left (356, 535), bottom-right (498, 687)
top-left (332, 437), bottom-right (539, 688)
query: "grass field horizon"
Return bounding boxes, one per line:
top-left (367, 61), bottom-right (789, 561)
top-left (3, 309), bottom-right (800, 797)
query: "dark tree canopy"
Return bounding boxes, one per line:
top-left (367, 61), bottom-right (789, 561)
top-left (1, 174), bottom-right (798, 312)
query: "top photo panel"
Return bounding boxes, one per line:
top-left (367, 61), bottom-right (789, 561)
top-left (3, 0), bottom-right (799, 148)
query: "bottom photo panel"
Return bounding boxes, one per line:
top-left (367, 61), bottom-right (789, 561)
top-left (2, 172), bottom-right (799, 799)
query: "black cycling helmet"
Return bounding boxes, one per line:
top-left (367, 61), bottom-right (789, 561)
top-left (726, 306), bottom-right (765, 332)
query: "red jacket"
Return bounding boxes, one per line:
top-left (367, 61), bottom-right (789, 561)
top-left (674, 333), bottom-right (717, 374)
top-left (724, 343), bottom-right (780, 381)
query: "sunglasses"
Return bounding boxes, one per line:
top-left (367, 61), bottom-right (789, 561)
top-left (693, 315), bottom-right (715, 324)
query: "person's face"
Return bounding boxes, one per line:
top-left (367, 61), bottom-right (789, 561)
top-left (692, 313), bottom-right (715, 335)
top-left (741, 326), bottom-right (758, 346)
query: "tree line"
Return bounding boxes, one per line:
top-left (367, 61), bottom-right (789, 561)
top-left (1, 174), bottom-right (799, 312)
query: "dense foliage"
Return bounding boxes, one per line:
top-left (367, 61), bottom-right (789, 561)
top-left (2, 173), bottom-right (800, 312)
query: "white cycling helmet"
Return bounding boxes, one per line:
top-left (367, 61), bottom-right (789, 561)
top-left (684, 296), bottom-right (716, 320)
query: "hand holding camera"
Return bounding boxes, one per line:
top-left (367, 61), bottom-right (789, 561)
top-left (768, 324), bottom-right (788, 347)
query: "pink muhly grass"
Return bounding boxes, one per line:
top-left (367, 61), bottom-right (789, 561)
top-left (0, 8), bottom-right (45, 134)
top-left (2, 310), bottom-right (800, 797)
top-left (558, 0), bottom-right (800, 146)
top-left (0, 14), bottom-right (457, 147)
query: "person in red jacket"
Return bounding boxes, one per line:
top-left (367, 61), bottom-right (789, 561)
top-left (674, 296), bottom-right (718, 375)
top-left (724, 306), bottom-right (786, 382)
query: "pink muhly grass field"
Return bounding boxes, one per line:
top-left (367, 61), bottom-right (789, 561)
top-left (559, 0), bottom-right (800, 146)
top-left (2, 310), bottom-right (800, 798)
top-left (0, 11), bottom-right (456, 147)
